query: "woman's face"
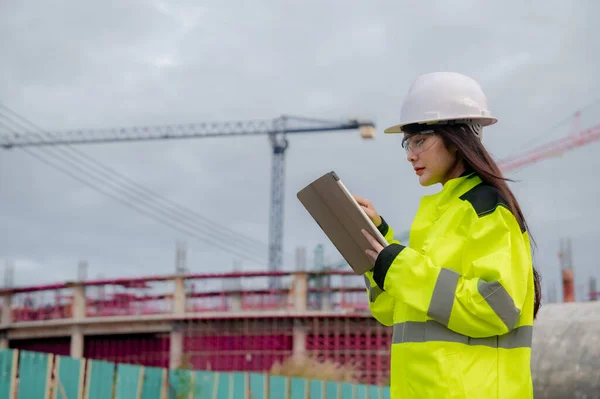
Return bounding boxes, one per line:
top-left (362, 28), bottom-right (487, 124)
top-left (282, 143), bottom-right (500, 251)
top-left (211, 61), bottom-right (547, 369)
top-left (403, 132), bottom-right (460, 186)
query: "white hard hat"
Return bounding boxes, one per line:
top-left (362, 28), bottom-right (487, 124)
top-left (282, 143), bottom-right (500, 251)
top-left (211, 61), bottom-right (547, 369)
top-left (384, 72), bottom-right (497, 138)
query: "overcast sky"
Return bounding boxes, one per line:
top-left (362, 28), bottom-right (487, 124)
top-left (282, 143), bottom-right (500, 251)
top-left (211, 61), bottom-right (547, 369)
top-left (1, 1), bottom-right (599, 302)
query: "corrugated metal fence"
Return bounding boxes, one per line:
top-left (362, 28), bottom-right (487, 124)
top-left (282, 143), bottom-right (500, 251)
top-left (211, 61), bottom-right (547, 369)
top-left (0, 348), bottom-right (391, 398)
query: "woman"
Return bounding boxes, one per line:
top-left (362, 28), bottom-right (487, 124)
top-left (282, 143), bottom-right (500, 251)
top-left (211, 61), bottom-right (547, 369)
top-left (357, 72), bottom-right (541, 399)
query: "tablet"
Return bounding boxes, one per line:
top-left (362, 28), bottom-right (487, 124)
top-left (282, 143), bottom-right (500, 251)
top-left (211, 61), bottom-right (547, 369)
top-left (296, 171), bottom-right (389, 275)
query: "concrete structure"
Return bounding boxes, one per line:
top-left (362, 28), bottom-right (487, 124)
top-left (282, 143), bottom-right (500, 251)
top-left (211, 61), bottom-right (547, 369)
top-left (0, 270), bottom-right (391, 385)
top-left (531, 301), bottom-right (600, 398)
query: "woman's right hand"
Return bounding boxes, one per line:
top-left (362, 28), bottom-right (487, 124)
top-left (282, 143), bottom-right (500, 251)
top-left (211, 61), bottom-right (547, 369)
top-left (353, 195), bottom-right (382, 227)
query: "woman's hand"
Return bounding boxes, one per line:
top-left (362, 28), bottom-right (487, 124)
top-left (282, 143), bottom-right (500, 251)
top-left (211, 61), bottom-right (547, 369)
top-left (353, 195), bottom-right (382, 227)
top-left (362, 229), bottom-right (384, 264)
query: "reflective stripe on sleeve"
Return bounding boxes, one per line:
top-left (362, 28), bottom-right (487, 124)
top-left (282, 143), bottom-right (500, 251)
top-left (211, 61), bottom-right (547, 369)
top-left (427, 268), bottom-right (521, 331)
top-left (478, 280), bottom-right (520, 330)
top-left (392, 320), bottom-right (532, 349)
top-left (364, 275), bottom-right (383, 302)
top-left (427, 268), bottom-right (460, 326)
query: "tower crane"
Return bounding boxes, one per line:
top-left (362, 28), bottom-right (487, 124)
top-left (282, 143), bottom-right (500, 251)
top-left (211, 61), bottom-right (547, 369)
top-left (1, 113), bottom-right (376, 289)
top-left (498, 111), bottom-right (600, 172)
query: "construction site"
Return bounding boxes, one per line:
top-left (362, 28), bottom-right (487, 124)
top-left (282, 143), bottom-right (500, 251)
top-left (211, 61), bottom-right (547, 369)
top-left (1, 3), bottom-right (600, 398)
top-left (0, 103), bottom-right (599, 398)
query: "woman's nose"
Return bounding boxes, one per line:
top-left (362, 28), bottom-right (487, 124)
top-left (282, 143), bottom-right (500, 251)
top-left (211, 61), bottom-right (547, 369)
top-left (406, 149), bottom-right (417, 162)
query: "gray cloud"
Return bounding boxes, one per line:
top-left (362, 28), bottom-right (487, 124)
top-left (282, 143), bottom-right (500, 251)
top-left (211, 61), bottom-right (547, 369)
top-left (1, 0), bottom-right (599, 302)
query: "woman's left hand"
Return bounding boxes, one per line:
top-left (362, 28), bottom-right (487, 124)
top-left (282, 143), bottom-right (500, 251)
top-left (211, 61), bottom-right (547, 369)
top-left (361, 229), bottom-right (384, 264)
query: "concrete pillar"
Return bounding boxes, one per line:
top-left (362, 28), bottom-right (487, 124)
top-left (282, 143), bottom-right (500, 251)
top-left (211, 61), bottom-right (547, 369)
top-left (169, 323), bottom-right (184, 369)
top-left (292, 272), bottom-right (307, 312)
top-left (70, 326), bottom-right (84, 359)
top-left (292, 320), bottom-right (307, 358)
top-left (230, 292), bottom-right (242, 312)
top-left (173, 276), bottom-right (186, 315)
top-left (170, 277), bottom-right (186, 369)
top-left (71, 284), bottom-right (86, 320)
top-left (69, 283), bottom-right (86, 358)
top-left (1, 294), bottom-right (12, 326)
top-left (0, 294), bottom-right (11, 349)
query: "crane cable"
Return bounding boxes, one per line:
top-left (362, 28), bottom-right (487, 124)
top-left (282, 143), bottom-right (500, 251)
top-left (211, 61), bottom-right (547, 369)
top-left (0, 104), bottom-right (295, 267)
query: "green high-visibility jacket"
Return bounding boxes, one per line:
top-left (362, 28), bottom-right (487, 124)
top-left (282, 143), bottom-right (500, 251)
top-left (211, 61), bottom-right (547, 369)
top-left (364, 172), bottom-right (535, 398)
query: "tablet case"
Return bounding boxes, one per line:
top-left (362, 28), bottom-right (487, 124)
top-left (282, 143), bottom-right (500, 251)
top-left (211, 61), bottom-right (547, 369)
top-left (296, 171), bottom-right (389, 275)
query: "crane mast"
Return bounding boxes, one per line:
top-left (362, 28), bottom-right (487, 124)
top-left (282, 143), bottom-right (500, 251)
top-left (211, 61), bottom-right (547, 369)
top-left (268, 116), bottom-right (289, 289)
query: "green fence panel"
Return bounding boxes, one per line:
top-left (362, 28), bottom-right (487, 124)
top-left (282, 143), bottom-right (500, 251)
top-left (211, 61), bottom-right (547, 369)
top-left (0, 349), bottom-right (15, 399)
top-left (231, 372), bottom-right (245, 399)
top-left (86, 359), bottom-right (115, 399)
top-left (325, 381), bottom-right (339, 398)
top-left (355, 384), bottom-right (368, 399)
top-left (341, 382), bottom-right (354, 398)
top-left (55, 355), bottom-right (83, 399)
top-left (141, 366), bottom-right (163, 399)
top-left (115, 363), bottom-right (142, 399)
top-left (369, 385), bottom-right (381, 399)
top-left (249, 372), bottom-right (266, 399)
top-left (3, 349), bottom-right (393, 399)
top-left (191, 370), bottom-right (215, 399)
top-left (268, 375), bottom-right (287, 398)
top-left (17, 350), bottom-right (50, 399)
top-left (168, 368), bottom-right (193, 399)
top-left (309, 379), bottom-right (323, 399)
top-left (215, 372), bottom-right (230, 399)
top-left (290, 377), bottom-right (306, 399)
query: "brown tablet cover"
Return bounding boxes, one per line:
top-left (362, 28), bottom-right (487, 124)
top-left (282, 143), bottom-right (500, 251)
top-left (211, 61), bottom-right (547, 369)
top-left (297, 171), bottom-right (388, 275)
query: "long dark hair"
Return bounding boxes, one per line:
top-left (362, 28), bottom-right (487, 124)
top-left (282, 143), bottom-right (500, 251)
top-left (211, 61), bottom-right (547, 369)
top-left (436, 124), bottom-right (542, 319)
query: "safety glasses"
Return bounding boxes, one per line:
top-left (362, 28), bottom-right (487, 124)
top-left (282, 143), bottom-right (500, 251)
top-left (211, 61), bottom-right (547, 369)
top-left (401, 130), bottom-right (437, 156)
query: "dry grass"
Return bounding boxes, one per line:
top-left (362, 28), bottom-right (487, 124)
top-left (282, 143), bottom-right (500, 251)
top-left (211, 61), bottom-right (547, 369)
top-left (269, 354), bottom-right (361, 383)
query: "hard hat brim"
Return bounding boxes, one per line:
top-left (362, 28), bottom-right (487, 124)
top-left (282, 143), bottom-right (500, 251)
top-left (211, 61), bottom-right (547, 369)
top-left (384, 116), bottom-right (498, 134)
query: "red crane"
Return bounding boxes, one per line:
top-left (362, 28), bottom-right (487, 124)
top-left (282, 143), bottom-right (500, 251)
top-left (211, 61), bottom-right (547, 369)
top-left (499, 112), bottom-right (600, 172)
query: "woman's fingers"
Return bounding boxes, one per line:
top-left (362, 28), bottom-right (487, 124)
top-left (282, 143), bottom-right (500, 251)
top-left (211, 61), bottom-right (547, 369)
top-left (361, 205), bottom-right (375, 217)
top-left (361, 229), bottom-right (383, 252)
top-left (354, 195), bottom-right (372, 208)
top-left (353, 196), bottom-right (366, 208)
top-left (365, 249), bottom-right (378, 263)
top-left (356, 196), bottom-right (382, 227)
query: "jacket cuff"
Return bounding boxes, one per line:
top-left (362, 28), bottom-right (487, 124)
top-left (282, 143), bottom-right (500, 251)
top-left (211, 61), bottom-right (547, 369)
top-left (377, 216), bottom-right (389, 236)
top-left (372, 243), bottom-right (405, 290)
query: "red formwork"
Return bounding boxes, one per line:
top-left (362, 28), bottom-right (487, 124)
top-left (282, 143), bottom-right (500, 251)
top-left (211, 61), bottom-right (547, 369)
top-left (177, 316), bottom-right (391, 385)
top-left (10, 336), bottom-right (71, 356)
top-left (181, 317), bottom-right (295, 372)
top-left (84, 333), bottom-right (170, 368)
top-left (304, 317), bottom-right (392, 385)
